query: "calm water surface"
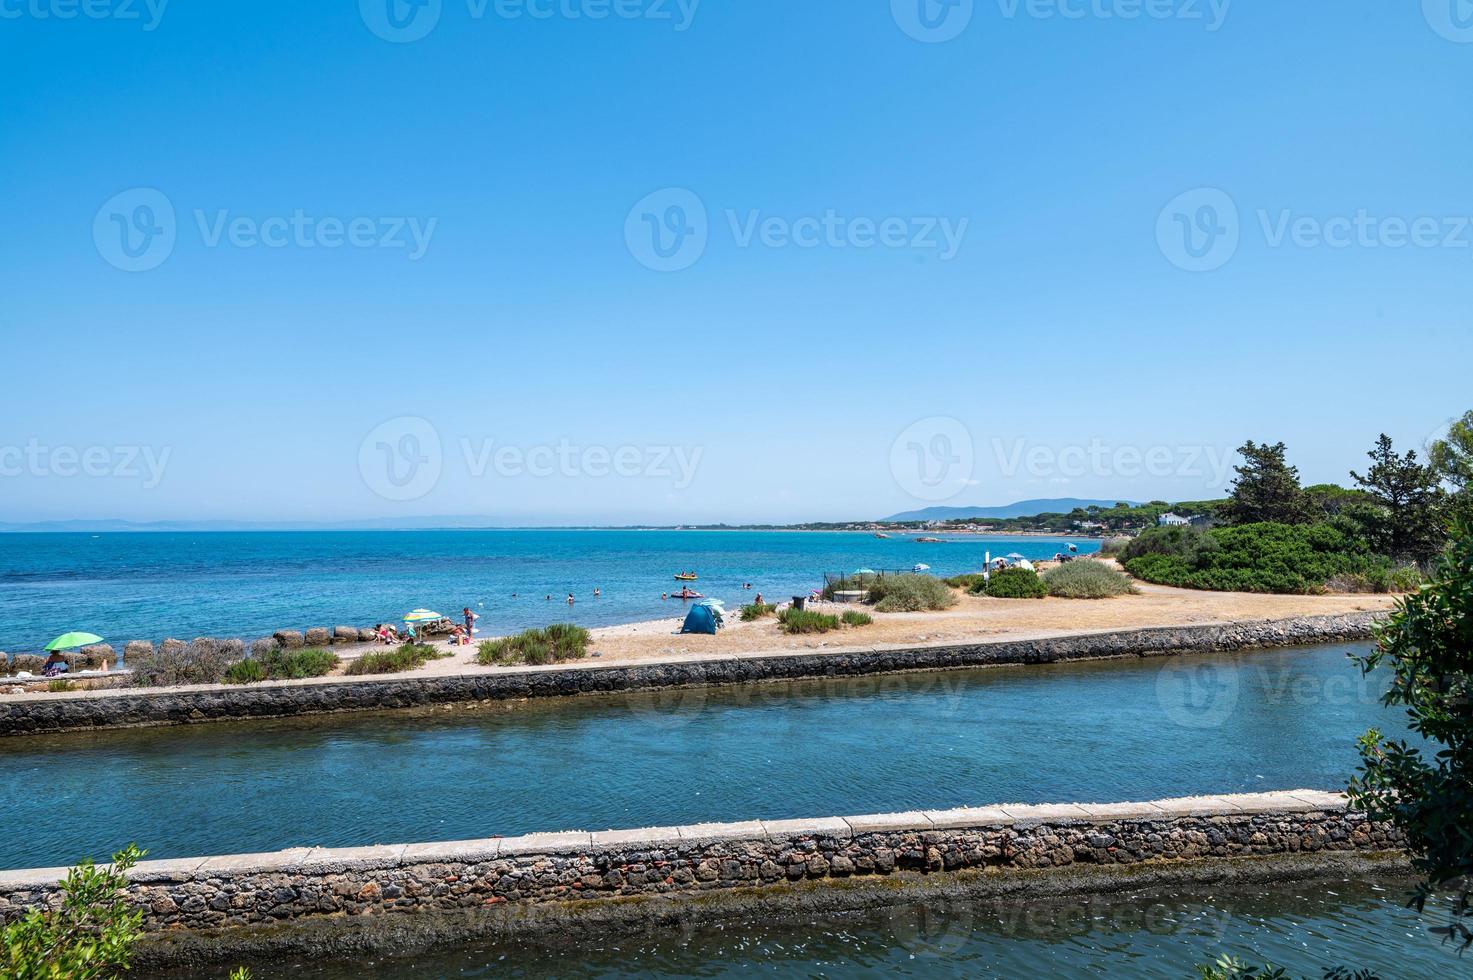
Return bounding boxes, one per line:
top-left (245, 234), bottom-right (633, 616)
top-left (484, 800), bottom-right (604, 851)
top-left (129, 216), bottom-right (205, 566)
top-left (0, 643), bottom-right (1394, 871)
top-left (171, 878), bottom-right (1462, 979)
top-left (0, 529), bottom-right (1094, 651)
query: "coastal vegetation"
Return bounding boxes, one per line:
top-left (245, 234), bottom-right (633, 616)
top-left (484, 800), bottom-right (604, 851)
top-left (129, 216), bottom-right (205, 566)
top-left (221, 647), bottom-right (339, 684)
top-left (130, 638), bottom-right (242, 687)
top-left (1202, 522), bottom-right (1473, 974)
top-left (865, 573), bottom-right (958, 612)
top-left (777, 608), bottom-right (841, 633)
top-left (344, 643), bottom-right (449, 676)
top-left (1121, 424), bottom-right (1471, 595)
top-left (1350, 520), bottom-right (1473, 947)
top-left (840, 610), bottom-right (874, 627)
top-left (739, 601), bottom-right (777, 621)
top-left (977, 566), bottom-right (1048, 599)
top-left (477, 625), bottom-right (590, 666)
top-left (222, 659), bottom-right (267, 684)
top-left (260, 647), bottom-right (339, 679)
top-left (1041, 559), bottom-right (1135, 598)
top-left (1, 843), bottom-right (143, 980)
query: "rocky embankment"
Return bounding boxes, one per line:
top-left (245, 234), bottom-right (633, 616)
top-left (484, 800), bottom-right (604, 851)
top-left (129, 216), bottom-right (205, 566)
top-left (0, 791), bottom-right (1405, 966)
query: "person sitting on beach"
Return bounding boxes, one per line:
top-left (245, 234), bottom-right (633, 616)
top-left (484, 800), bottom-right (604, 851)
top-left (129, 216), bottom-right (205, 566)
top-left (754, 593), bottom-right (763, 605)
top-left (42, 651), bottom-right (69, 677)
top-left (401, 623), bottom-right (417, 644)
top-left (449, 624), bottom-right (467, 646)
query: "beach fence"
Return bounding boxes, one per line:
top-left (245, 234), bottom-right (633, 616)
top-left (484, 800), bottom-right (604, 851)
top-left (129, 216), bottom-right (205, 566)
top-left (818, 569), bottom-right (924, 602)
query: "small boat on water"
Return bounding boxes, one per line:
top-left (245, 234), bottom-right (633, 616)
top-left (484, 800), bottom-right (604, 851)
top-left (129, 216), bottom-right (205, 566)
top-left (873, 532), bottom-right (890, 538)
top-left (673, 588), bottom-right (704, 599)
top-left (674, 572), bottom-right (699, 581)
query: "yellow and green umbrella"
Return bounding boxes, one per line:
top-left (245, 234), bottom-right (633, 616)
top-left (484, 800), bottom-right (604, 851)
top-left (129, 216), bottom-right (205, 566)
top-left (45, 631), bottom-right (104, 651)
top-left (402, 609), bottom-right (443, 623)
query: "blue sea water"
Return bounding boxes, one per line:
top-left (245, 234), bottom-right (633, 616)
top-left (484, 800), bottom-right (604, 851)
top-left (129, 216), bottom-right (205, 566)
top-left (0, 530), bottom-right (1093, 652)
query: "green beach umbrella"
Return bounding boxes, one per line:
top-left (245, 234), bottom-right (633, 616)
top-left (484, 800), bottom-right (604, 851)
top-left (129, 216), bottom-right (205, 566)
top-left (45, 631), bottom-right (104, 651)
top-left (403, 609), bottom-right (443, 622)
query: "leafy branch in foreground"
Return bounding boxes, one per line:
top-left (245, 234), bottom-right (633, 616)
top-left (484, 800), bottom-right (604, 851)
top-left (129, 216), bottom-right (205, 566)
top-left (1349, 520), bottom-right (1473, 949)
top-left (1, 844), bottom-right (144, 980)
top-left (1195, 957), bottom-right (1376, 980)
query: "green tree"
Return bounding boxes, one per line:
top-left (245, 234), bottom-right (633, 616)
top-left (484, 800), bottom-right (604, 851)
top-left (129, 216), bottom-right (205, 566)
top-left (1224, 441), bottom-right (1312, 525)
top-left (1350, 521), bottom-right (1473, 948)
top-left (1, 845), bottom-right (144, 980)
top-left (1429, 410), bottom-right (1473, 529)
top-left (1349, 434), bottom-right (1447, 564)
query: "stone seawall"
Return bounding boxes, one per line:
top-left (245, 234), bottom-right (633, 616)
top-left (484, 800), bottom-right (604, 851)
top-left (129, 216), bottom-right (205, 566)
top-left (0, 791), bottom-right (1402, 963)
top-left (0, 612), bottom-right (1377, 737)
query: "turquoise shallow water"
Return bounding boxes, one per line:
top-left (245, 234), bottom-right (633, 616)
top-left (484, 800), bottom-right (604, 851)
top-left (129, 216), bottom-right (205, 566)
top-left (0, 529), bottom-right (1094, 651)
top-left (188, 879), bottom-right (1462, 979)
top-left (0, 643), bottom-right (1395, 871)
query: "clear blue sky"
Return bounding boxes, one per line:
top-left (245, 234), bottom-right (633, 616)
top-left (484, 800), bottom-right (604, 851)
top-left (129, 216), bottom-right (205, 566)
top-left (2, 1), bottom-right (1469, 525)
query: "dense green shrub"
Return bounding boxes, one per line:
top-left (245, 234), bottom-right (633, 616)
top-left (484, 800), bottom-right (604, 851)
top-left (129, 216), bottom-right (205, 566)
top-left (777, 609), bottom-right (841, 634)
top-left (1124, 521), bottom-right (1391, 594)
top-left (344, 643), bottom-right (449, 676)
top-left (740, 602), bottom-right (777, 621)
top-left (978, 566), bottom-right (1048, 599)
top-left (840, 610), bottom-right (874, 627)
top-left (1097, 535), bottom-right (1134, 557)
top-left (1119, 524), bottom-right (1217, 564)
top-left (260, 647), bottom-right (340, 679)
top-left (1042, 559), bottom-right (1135, 598)
top-left (867, 574), bottom-right (958, 612)
top-left (943, 573), bottom-right (988, 591)
top-left (477, 625), bottom-right (590, 666)
top-left (223, 659), bottom-right (268, 685)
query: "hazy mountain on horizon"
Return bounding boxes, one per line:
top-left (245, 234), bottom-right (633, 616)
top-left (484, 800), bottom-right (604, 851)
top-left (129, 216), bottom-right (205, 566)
top-left (881, 498), bottom-right (1140, 522)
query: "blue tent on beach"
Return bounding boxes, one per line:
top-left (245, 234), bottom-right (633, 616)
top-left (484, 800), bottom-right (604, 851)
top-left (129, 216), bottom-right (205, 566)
top-left (680, 600), bottom-right (725, 635)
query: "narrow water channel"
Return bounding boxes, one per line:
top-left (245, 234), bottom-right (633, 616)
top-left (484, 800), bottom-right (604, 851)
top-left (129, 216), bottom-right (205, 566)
top-left (0, 642), bottom-right (1397, 871)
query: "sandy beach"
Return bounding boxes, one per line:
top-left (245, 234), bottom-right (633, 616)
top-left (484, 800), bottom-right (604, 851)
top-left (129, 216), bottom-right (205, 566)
top-left (1, 570), bottom-right (1399, 700)
top-left (321, 575), bottom-right (1396, 679)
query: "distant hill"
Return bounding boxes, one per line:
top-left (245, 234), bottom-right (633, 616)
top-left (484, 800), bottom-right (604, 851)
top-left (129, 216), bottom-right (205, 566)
top-left (882, 499), bottom-right (1141, 523)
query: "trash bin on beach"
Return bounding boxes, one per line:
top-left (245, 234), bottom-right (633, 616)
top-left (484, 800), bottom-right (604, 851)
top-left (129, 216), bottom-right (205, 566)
top-left (791, 595), bottom-right (806, 611)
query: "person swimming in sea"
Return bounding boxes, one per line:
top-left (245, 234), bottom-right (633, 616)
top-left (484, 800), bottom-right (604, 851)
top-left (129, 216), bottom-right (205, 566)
top-left (593, 587), bottom-right (601, 597)
top-left (566, 593), bottom-right (575, 605)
